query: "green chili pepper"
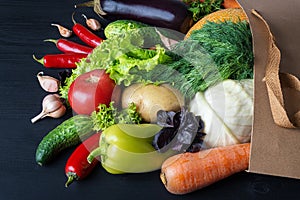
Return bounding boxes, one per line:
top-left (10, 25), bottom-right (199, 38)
top-left (87, 124), bottom-right (175, 174)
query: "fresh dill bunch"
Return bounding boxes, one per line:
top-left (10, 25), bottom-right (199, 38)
top-left (161, 20), bottom-right (254, 99)
top-left (190, 20), bottom-right (254, 80)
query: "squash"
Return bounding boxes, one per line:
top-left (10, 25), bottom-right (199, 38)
top-left (185, 8), bottom-right (248, 39)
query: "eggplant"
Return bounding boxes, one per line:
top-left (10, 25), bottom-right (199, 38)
top-left (76, 0), bottom-right (194, 33)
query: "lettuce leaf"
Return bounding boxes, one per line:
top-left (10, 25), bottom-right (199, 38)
top-left (91, 102), bottom-right (142, 132)
top-left (59, 34), bottom-right (172, 99)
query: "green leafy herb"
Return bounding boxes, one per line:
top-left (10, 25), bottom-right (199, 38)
top-left (153, 107), bottom-right (206, 153)
top-left (59, 34), bottom-right (171, 99)
top-left (157, 20), bottom-right (254, 99)
top-left (91, 102), bottom-right (142, 132)
top-left (184, 0), bottom-right (224, 21)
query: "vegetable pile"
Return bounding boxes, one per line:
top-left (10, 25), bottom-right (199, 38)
top-left (31, 0), bottom-right (254, 194)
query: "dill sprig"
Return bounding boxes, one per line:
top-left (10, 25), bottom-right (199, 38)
top-left (157, 20), bottom-right (254, 99)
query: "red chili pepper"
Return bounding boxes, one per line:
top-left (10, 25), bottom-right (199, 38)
top-left (72, 23), bottom-right (103, 48)
top-left (33, 53), bottom-right (87, 69)
top-left (72, 12), bottom-right (103, 48)
top-left (44, 38), bottom-right (93, 54)
top-left (65, 132), bottom-right (101, 187)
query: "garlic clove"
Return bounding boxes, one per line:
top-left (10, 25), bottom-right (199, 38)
top-left (82, 14), bottom-right (101, 31)
top-left (37, 72), bottom-right (60, 93)
top-left (31, 94), bottom-right (66, 123)
top-left (48, 105), bottom-right (67, 119)
top-left (51, 23), bottom-right (73, 38)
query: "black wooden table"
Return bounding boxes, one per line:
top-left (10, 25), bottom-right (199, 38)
top-left (0, 0), bottom-right (299, 199)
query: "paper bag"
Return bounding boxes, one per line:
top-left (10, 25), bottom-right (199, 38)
top-left (238, 0), bottom-right (300, 179)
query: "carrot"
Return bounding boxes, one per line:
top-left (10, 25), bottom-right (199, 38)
top-left (222, 0), bottom-right (241, 9)
top-left (160, 143), bottom-right (250, 195)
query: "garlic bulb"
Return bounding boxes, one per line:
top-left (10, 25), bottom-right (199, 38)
top-left (31, 94), bottom-right (66, 123)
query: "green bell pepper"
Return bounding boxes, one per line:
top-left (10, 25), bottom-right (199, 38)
top-left (87, 124), bottom-right (176, 174)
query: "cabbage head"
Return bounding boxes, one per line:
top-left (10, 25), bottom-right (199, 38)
top-left (189, 79), bottom-right (253, 148)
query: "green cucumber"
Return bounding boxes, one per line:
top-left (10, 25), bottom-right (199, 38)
top-left (104, 19), bottom-right (182, 48)
top-left (35, 115), bottom-right (95, 166)
top-left (104, 20), bottom-right (150, 39)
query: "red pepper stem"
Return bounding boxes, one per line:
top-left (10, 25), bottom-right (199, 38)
top-left (32, 54), bottom-right (44, 65)
top-left (65, 172), bottom-right (79, 188)
top-left (43, 39), bottom-right (58, 45)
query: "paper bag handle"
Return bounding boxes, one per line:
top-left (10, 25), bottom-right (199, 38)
top-left (251, 9), bottom-right (300, 128)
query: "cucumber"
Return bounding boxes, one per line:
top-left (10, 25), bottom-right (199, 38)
top-left (35, 115), bottom-right (95, 166)
top-left (104, 20), bottom-right (181, 48)
top-left (104, 20), bottom-right (150, 39)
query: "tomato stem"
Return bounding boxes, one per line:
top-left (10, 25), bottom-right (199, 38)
top-left (86, 75), bottom-right (100, 83)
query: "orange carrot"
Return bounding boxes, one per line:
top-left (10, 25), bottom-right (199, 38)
top-left (160, 143), bottom-right (250, 195)
top-left (222, 0), bottom-right (241, 9)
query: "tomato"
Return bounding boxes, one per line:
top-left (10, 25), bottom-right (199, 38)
top-left (68, 69), bottom-right (116, 115)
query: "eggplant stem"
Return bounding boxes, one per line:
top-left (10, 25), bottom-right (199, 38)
top-left (74, 1), bottom-right (94, 8)
top-left (94, 0), bottom-right (107, 16)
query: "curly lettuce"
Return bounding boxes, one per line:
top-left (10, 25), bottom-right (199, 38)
top-left (59, 34), bottom-right (172, 99)
top-left (91, 102), bottom-right (142, 132)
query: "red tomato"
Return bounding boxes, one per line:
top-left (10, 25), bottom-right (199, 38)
top-left (68, 69), bottom-right (116, 115)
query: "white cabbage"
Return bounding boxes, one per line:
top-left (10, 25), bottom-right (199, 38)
top-left (189, 79), bottom-right (254, 148)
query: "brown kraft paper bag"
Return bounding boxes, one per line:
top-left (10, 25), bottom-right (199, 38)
top-left (238, 0), bottom-right (300, 179)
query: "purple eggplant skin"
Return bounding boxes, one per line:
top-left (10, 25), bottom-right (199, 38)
top-left (97, 0), bottom-right (194, 33)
